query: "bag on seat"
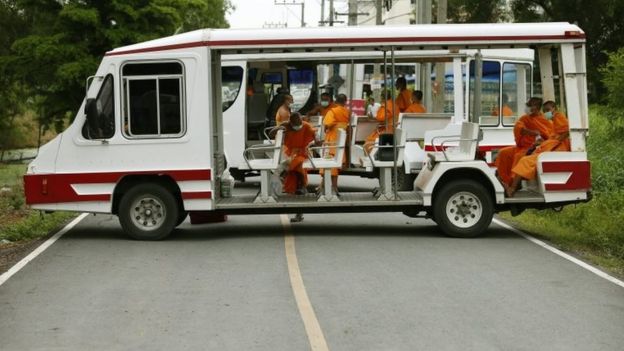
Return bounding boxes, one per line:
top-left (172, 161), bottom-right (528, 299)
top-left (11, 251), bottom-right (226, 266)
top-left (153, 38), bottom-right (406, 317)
top-left (377, 133), bottom-right (395, 161)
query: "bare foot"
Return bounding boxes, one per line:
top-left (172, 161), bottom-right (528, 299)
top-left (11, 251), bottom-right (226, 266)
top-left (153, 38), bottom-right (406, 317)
top-left (290, 213), bottom-right (304, 222)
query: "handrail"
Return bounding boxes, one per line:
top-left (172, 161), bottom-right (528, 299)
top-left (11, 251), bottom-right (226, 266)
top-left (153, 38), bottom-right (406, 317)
top-left (306, 142), bottom-right (345, 169)
top-left (430, 135), bottom-right (478, 161)
top-left (242, 143), bottom-right (282, 169)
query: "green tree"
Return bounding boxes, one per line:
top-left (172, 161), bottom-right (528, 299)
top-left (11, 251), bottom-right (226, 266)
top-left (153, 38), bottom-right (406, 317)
top-left (510, 0), bottom-right (624, 100)
top-left (444, 0), bottom-right (509, 23)
top-left (600, 48), bottom-right (624, 133)
top-left (1, 0), bottom-right (232, 134)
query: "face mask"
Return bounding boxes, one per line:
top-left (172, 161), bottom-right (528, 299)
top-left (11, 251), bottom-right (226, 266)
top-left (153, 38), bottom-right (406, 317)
top-left (544, 111), bottom-right (553, 120)
top-left (320, 101), bottom-right (329, 107)
top-left (292, 124), bottom-right (303, 131)
top-left (524, 106), bottom-right (532, 114)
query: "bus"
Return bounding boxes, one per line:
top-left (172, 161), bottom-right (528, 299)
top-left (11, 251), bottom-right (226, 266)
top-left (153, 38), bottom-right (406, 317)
top-left (23, 23), bottom-right (591, 240)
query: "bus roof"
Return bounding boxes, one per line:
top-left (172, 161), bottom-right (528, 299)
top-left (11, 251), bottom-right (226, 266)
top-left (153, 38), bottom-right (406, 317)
top-left (106, 22), bottom-right (584, 57)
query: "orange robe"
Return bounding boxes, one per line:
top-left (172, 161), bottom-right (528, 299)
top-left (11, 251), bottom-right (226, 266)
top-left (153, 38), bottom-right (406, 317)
top-left (495, 113), bottom-right (553, 185)
top-left (512, 112), bottom-right (570, 180)
top-left (396, 89), bottom-right (412, 113)
top-left (276, 106), bottom-right (290, 125)
top-left (283, 122), bottom-right (316, 194)
top-left (405, 102), bottom-right (426, 113)
top-left (365, 99), bottom-right (398, 153)
top-left (323, 105), bottom-right (350, 176)
top-left (492, 105), bottom-right (514, 117)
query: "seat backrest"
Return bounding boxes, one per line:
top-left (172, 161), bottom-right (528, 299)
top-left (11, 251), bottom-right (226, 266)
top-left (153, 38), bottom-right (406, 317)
top-left (458, 122), bottom-right (479, 159)
top-left (332, 128), bottom-right (347, 164)
top-left (270, 129), bottom-right (284, 168)
top-left (247, 82), bottom-right (269, 125)
top-left (393, 128), bottom-right (406, 165)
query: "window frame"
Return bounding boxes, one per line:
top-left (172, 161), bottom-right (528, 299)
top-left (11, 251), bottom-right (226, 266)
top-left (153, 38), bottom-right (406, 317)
top-left (120, 60), bottom-right (187, 139)
top-left (82, 73), bottom-right (116, 140)
top-left (501, 61), bottom-right (533, 127)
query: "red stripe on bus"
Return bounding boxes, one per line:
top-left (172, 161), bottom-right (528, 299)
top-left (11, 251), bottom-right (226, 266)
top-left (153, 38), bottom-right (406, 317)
top-left (541, 161), bottom-right (591, 191)
top-left (181, 191), bottom-right (212, 200)
top-left (24, 169), bottom-right (211, 205)
top-left (423, 145), bottom-right (511, 152)
top-left (105, 34), bottom-right (583, 56)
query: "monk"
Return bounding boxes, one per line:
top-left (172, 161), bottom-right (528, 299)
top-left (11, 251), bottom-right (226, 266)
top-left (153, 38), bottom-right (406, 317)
top-left (492, 93), bottom-right (514, 118)
top-left (494, 97), bottom-right (553, 186)
top-left (275, 94), bottom-right (293, 125)
top-left (321, 93), bottom-right (350, 192)
top-left (395, 77), bottom-right (412, 113)
top-left (365, 90), bottom-right (398, 154)
top-left (405, 90), bottom-right (427, 113)
top-left (306, 92), bottom-right (336, 119)
top-left (505, 101), bottom-right (570, 197)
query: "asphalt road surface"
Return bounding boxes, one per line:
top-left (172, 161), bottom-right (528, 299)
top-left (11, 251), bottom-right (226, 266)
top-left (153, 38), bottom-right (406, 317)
top-left (1, 176), bottom-right (623, 350)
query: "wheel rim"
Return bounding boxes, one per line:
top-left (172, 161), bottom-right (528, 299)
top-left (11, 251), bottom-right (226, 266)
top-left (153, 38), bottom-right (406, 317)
top-left (445, 191), bottom-right (483, 229)
top-left (130, 196), bottom-right (166, 231)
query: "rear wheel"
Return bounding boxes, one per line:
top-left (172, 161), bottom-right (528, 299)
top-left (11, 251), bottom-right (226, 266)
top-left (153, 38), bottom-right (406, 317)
top-left (118, 183), bottom-right (179, 240)
top-left (433, 180), bottom-right (493, 238)
top-left (394, 167), bottom-right (416, 191)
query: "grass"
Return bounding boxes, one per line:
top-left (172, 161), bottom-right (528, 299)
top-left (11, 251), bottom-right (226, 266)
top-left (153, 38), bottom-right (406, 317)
top-left (499, 107), bottom-right (624, 278)
top-left (0, 163), bottom-right (74, 243)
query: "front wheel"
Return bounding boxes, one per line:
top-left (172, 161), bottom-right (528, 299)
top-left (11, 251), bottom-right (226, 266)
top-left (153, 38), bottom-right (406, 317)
top-left (118, 183), bottom-right (179, 240)
top-left (433, 180), bottom-right (493, 238)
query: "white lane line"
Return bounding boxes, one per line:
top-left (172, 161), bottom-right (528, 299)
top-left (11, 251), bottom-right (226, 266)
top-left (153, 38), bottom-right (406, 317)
top-left (281, 215), bottom-right (330, 351)
top-left (493, 218), bottom-right (624, 289)
top-left (0, 213), bottom-right (88, 287)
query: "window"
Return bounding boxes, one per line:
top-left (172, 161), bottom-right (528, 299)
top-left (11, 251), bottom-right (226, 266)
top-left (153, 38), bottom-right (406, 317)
top-left (122, 61), bottom-right (185, 138)
top-left (469, 60), bottom-right (501, 126)
top-left (502, 63), bottom-right (531, 126)
top-left (83, 74), bottom-right (115, 139)
top-left (222, 66), bottom-right (244, 112)
top-left (288, 69), bottom-right (314, 111)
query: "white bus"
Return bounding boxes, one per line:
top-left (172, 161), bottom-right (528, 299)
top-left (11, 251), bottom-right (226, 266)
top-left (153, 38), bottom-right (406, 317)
top-left (24, 23), bottom-right (591, 240)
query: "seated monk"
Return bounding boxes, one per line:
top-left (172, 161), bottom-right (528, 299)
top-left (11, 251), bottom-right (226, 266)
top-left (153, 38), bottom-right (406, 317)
top-left (364, 90), bottom-right (399, 154)
top-left (491, 93), bottom-right (514, 117)
top-left (504, 101), bottom-right (571, 197)
top-left (495, 97), bottom-right (553, 186)
top-left (405, 90), bottom-right (426, 113)
top-left (270, 112), bottom-right (319, 195)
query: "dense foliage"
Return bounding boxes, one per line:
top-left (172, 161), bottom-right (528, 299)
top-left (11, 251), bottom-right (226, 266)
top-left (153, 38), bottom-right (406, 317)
top-left (0, 0), bottom-right (232, 142)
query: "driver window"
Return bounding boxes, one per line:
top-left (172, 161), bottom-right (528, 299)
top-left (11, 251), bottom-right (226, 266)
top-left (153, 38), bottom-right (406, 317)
top-left (82, 74), bottom-right (115, 139)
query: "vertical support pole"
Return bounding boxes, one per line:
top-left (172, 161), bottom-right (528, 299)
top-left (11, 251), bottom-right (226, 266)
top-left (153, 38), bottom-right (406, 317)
top-left (560, 43), bottom-right (588, 151)
top-left (538, 47), bottom-right (555, 102)
top-left (472, 51), bottom-right (483, 123)
top-left (391, 46), bottom-right (398, 200)
top-left (452, 57), bottom-right (464, 123)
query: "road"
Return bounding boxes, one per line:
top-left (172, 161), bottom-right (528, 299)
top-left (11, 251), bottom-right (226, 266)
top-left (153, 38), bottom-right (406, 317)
top-left (1, 176), bottom-right (623, 350)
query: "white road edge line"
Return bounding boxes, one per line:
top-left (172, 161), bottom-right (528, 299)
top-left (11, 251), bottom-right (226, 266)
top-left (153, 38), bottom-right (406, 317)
top-left (493, 218), bottom-right (624, 289)
top-left (0, 213), bottom-right (89, 287)
top-left (281, 215), bottom-right (330, 351)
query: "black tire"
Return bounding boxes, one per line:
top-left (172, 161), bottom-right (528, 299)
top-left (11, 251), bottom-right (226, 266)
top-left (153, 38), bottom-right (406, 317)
top-left (118, 183), bottom-right (179, 240)
top-left (175, 211), bottom-right (188, 227)
top-left (394, 167), bottom-right (416, 191)
top-left (433, 179), bottom-right (493, 238)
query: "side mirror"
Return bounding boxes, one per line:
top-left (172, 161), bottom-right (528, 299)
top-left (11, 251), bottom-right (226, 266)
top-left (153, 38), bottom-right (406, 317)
top-left (84, 98), bottom-right (100, 139)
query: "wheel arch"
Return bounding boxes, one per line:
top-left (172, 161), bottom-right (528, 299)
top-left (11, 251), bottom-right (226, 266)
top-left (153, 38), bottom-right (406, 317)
top-left (432, 167), bottom-right (497, 206)
top-left (112, 174), bottom-right (183, 215)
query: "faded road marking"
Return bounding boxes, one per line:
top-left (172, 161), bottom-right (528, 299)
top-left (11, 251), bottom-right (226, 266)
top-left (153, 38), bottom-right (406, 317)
top-left (281, 214), bottom-right (329, 351)
top-left (493, 218), bottom-right (624, 289)
top-left (0, 213), bottom-right (88, 287)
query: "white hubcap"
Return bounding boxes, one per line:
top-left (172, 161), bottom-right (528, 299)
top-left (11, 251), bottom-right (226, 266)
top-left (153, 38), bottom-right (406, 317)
top-left (445, 191), bottom-right (482, 228)
top-left (131, 196), bottom-right (166, 231)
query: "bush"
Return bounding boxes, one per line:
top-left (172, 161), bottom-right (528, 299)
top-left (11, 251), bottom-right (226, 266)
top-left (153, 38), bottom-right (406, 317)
top-left (600, 48), bottom-right (624, 133)
top-left (502, 107), bottom-right (624, 276)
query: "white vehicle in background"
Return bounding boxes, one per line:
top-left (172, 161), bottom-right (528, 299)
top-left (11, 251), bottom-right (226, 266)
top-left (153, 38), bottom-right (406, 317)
top-left (24, 23), bottom-right (591, 240)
